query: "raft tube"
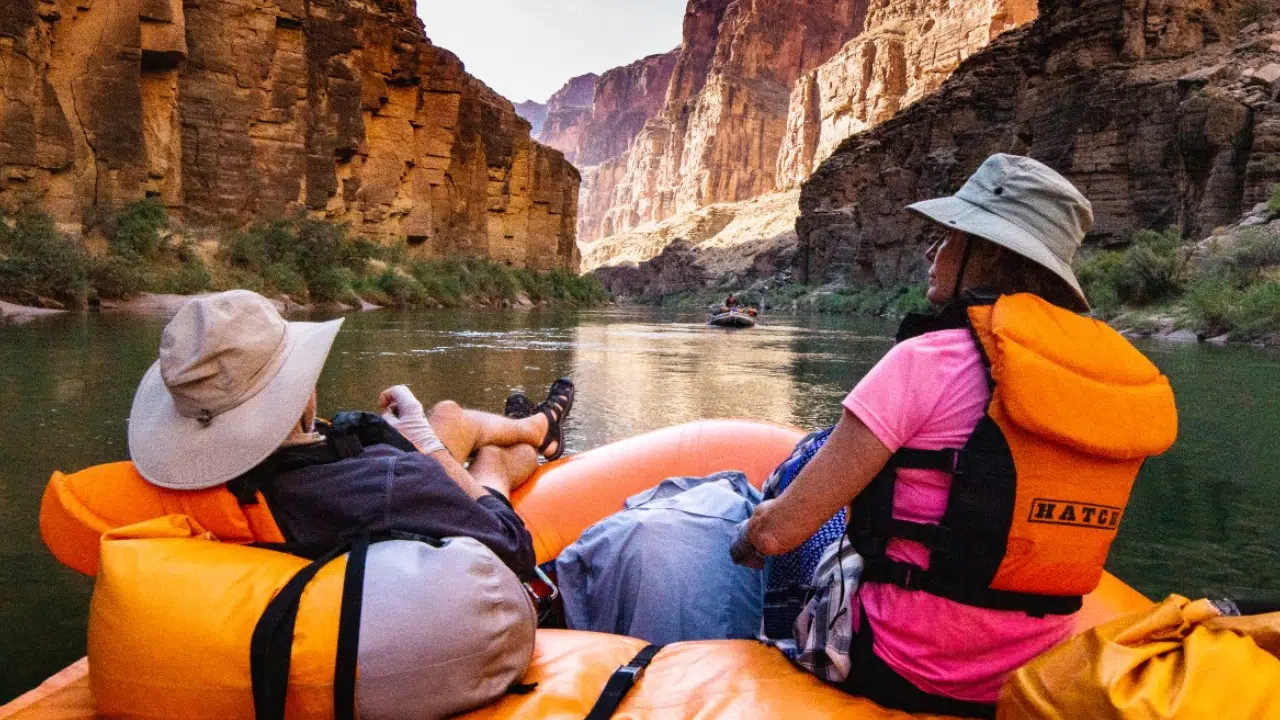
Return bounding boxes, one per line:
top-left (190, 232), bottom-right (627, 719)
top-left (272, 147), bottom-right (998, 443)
top-left (708, 311), bottom-right (757, 328)
top-left (4, 420), bottom-right (1153, 720)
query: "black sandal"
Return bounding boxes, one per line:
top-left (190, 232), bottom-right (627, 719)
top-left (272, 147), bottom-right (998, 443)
top-left (504, 392), bottom-right (536, 419)
top-left (535, 378), bottom-right (574, 461)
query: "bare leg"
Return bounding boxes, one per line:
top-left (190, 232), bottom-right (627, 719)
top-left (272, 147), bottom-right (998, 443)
top-left (427, 400), bottom-right (550, 461)
top-left (425, 443), bottom-right (537, 502)
top-left (468, 444), bottom-right (539, 499)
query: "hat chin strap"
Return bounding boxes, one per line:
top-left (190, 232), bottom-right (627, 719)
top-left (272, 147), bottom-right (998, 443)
top-left (952, 234), bottom-right (975, 302)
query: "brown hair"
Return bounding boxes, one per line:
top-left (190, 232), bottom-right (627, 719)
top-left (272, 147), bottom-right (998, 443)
top-left (965, 235), bottom-right (1085, 311)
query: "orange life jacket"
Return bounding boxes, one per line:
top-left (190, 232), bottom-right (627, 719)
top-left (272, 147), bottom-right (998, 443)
top-left (849, 293), bottom-right (1178, 616)
top-left (41, 461), bottom-right (283, 576)
top-left (40, 413), bottom-right (412, 576)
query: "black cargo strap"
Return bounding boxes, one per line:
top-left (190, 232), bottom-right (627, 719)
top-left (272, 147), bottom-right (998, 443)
top-left (251, 533), bottom-right (410, 720)
top-left (860, 556), bottom-right (1082, 617)
top-left (333, 534), bottom-right (370, 720)
top-left (584, 644), bottom-right (663, 720)
top-left (891, 447), bottom-right (962, 472)
top-left (251, 541), bottom-right (353, 720)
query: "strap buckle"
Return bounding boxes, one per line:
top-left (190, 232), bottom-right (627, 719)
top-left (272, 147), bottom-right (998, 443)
top-left (896, 563), bottom-right (923, 591)
top-left (613, 662), bottom-right (647, 685)
top-left (523, 565), bottom-right (559, 625)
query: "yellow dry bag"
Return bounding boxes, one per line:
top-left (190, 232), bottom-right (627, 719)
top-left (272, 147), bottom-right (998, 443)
top-left (999, 594), bottom-right (1280, 718)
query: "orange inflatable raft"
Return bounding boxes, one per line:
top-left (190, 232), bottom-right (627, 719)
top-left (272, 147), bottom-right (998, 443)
top-left (2, 420), bottom-right (1152, 720)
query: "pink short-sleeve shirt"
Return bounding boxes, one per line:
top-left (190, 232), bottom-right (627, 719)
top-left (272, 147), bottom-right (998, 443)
top-left (843, 329), bottom-right (1076, 703)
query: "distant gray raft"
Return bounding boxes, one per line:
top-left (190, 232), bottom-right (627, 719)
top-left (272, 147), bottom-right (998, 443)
top-left (708, 311), bottom-right (757, 328)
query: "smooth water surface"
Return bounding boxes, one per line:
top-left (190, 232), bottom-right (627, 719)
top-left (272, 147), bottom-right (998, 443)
top-left (1, 307), bottom-right (1277, 702)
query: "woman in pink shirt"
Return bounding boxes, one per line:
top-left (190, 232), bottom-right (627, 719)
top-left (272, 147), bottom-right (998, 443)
top-left (732, 155), bottom-right (1115, 717)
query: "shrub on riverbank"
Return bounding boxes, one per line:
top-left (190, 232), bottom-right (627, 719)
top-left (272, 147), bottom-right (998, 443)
top-left (625, 280), bottom-right (930, 318)
top-left (1076, 221), bottom-right (1280, 342)
top-left (0, 208), bottom-right (89, 307)
top-left (89, 200), bottom-right (214, 299)
top-left (1075, 228), bottom-right (1191, 316)
top-left (0, 206), bottom-right (604, 310)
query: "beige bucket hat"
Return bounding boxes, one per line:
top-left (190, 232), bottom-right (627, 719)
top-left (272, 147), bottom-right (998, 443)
top-left (906, 153), bottom-right (1093, 311)
top-left (128, 290), bottom-right (344, 490)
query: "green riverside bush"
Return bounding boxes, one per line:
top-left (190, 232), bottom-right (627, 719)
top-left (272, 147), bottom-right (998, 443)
top-left (1075, 228), bottom-right (1189, 313)
top-left (1230, 281), bottom-right (1280, 340)
top-left (0, 208), bottom-right (89, 306)
top-left (108, 199), bottom-right (168, 260)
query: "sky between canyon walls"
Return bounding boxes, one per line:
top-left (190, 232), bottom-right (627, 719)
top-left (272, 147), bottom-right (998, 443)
top-left (419, 0), bottom-right (687, 103)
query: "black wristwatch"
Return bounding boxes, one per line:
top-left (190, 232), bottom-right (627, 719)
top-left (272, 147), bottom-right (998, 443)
top-left (730, 522), bottom-right (766, 569)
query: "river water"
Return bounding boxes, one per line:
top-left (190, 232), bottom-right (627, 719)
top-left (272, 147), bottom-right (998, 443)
top-left (2, 307), bottom-right (1278, 702)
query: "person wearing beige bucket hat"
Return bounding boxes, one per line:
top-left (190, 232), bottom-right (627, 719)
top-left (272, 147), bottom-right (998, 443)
top-left (126, 289), bottom-right (576, 578)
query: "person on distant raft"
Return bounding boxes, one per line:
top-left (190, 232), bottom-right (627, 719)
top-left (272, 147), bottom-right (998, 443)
top-left (125, 289), bottom-right (575, 580)
top-left (561, 154), bottom-right (1176, 719)
top-left (725, 294), bottom-right (739, 309)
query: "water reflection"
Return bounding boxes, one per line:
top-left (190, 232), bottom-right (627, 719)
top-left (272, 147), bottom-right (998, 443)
top-left (1, 307), bottom-right (1278, 703)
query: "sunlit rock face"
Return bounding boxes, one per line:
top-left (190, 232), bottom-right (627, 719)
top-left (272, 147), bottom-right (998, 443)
top-left (564, 0), bottom-right (1035, 277)
top-left (776, 0), bottom-right (1037, 189)
top-left (577, 0), bottom-right (871, 245)
top-left (0, 0), bottom-right (579, 270)
top-left (797, 0), bottom-right (1278, 288)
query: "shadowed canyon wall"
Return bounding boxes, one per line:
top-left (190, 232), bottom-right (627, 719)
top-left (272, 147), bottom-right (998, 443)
top-left (797, 0), bottom-right (1277, 287)
top-left (0, 0), bottom-right (579, 270)
top-left (537, 73), bottom-right (598, 165)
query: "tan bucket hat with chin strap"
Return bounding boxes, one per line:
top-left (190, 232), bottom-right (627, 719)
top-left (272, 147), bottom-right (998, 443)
top-left (128, 290), bottom-right (344, 490)
top-left (906, 153), bottom-right (1094, 312)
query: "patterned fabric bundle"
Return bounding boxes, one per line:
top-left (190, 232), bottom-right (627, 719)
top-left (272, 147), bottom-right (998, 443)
top-left (759, 427), bottom-right (850, 651)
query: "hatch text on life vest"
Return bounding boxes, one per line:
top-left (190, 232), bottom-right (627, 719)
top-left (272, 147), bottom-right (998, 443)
top-left (1027, 499), bottom-right (1123, 530)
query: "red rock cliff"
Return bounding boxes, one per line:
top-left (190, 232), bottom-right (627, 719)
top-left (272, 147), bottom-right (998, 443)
top-left (570, 0), bottom-right (1037, 273)
top-left (0, 0), bottom-right (580, 271)
top-left (797, 0), bottom-right (1275, 287)
top-left (578, 0), bottom-right (871, 244)
top-left (777, 0), bottom-right (1037, 188)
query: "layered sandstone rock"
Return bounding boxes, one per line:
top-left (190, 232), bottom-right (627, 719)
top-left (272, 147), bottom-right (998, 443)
top-left (579, 0), bottom-right (871, 245)
top-left (0, 0), bottom-right (579, 270)
top-left (777, 0), bottom-right (1037, 188)
top-left (575, 52), bottom-right (678, 168)
top-left (797, 0), bottom-right (1276, 287)
top-left (537, 73), bottom-right (598, 164)
top-left (573, 0), bottom-right (1035, 281)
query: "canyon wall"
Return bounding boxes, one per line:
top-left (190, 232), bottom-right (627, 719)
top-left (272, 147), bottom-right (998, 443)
top-left (559, 0), bottom-right (1036, 278)
top-left (537, 73), bottom-right (598, 165)
top-left (579, 0), bottom-right (871, 245)
top-left (513, 100), bottom-right (548, 137)
top-left (0, 0), bottom-right (579, 271)
top-left (776, 0), bottom-right (1038, 188)
top-left (797, 0), bottom-right (1276, 287)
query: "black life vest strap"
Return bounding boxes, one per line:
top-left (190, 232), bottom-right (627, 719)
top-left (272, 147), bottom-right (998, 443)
top-left (860, 556), bottom-right (1082, 617)
top-left (584, 644), bottom-right (664, 720)
top-left (229, 412), bottom-right (418, 507)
